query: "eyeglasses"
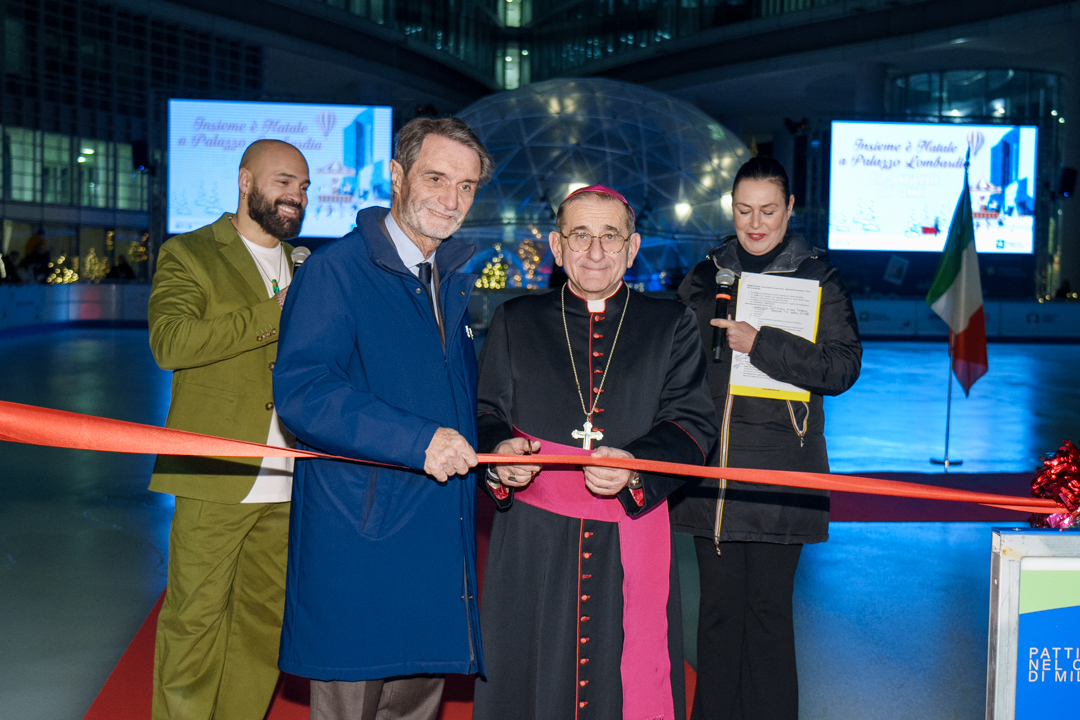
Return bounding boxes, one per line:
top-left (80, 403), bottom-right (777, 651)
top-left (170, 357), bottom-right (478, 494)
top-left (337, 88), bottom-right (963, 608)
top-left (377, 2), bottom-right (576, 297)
top-left (560, 231), bottom-right (628, 254)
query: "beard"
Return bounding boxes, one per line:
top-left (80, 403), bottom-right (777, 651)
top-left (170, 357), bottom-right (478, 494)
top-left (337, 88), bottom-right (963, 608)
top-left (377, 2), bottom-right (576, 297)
top-left (397, 185), bottom-right (464, 243)
top-left (246, 184), bottom-right (305, 240)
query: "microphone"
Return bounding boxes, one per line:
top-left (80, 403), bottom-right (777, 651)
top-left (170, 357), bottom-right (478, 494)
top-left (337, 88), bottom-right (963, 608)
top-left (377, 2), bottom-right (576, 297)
top-left (290, 246), bottom-right (311, 268)
top-left (712, 267), bottom-right (736, 361)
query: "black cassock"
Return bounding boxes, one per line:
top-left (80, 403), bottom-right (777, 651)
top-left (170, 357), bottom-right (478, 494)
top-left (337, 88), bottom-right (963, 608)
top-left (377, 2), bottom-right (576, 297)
top-left (473, 284), bottom-right (717, 720)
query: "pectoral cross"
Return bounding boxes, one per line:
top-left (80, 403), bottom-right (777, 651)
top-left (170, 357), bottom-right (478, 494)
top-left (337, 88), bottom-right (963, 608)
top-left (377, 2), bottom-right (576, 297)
top-left (572, 419), bottom-right (604, 450)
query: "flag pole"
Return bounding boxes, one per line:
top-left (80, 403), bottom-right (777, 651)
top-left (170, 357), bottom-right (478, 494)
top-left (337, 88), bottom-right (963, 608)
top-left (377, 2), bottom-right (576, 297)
top-left (944, 357), bottom-right (953, 469)
top-left (927, 143), bottom-right (982, 472)
top-left (931, 339), bottom-right (963, 470)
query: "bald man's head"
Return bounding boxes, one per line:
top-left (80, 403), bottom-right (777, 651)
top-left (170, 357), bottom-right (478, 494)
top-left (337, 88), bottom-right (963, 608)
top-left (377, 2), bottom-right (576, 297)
top-left (239, 139), bottom-right (306, 173)
top-left (236, 139), bottom-right (310, 241)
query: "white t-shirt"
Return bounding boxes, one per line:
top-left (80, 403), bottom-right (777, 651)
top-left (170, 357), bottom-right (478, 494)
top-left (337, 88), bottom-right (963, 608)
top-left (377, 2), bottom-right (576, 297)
top-left (239, 235), bottom-right (295, 504)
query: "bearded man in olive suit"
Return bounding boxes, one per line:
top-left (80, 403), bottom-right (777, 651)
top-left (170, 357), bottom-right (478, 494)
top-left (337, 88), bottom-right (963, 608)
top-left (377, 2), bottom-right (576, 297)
top-left (148, 139), bottom-right (309, 720)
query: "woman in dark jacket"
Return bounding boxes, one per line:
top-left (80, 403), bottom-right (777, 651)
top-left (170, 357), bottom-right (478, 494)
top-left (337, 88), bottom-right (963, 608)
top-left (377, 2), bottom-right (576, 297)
top-left (674, 157), bottom-right (862, 720)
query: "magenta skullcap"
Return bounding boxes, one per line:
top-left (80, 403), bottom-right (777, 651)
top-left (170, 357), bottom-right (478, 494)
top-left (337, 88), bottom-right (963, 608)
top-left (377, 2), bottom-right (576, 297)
top-left (562, 184), bottom-right (635, 220)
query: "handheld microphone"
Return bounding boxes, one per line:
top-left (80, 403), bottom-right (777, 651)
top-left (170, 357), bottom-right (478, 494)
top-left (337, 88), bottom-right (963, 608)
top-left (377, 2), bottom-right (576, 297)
top-left (290, 246), bottom-right (311, 268)
top-left (712, 267), bottom-right (736, 361)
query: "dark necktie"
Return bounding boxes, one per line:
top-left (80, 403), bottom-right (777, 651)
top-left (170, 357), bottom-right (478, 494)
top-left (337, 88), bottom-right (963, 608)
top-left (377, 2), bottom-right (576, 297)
top-left (417, 261), bottom-right (433, 295)
top-left (417, 262), bottom-right (444, 344)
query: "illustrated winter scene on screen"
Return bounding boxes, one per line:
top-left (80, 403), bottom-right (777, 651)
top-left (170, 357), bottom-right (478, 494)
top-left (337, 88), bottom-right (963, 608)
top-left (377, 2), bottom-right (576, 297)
top-left (829, 121), bottom-right (1038, 254)
top-left (167, 100), bottom-right (393, 238)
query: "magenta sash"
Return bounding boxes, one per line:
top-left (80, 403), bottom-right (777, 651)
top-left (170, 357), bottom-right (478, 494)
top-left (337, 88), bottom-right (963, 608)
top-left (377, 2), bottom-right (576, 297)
top-left (511, 429), bottom-right (676, 720)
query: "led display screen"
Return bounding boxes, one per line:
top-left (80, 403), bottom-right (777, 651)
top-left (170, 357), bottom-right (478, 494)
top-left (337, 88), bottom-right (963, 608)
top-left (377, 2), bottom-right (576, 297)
top-left (829, 121), bottom-right (1038, 254)
top-left (168, 99), bottom-right (392, 237)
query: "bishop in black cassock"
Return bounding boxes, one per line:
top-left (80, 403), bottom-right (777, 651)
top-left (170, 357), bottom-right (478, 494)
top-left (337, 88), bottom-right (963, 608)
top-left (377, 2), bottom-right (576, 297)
top-left (473, 186), bottom-right (718, 720)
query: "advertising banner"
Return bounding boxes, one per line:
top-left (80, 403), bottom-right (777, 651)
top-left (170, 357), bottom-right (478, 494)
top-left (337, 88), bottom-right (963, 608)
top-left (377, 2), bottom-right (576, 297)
top-left (168, 100), bottom-right (392, 238)
top-left (830, 121), bottom-right (1037, 254)
top-left (988, 531), bottom-right (1080, 719)
top-left (1015, 557), bottom-right (1080, 717)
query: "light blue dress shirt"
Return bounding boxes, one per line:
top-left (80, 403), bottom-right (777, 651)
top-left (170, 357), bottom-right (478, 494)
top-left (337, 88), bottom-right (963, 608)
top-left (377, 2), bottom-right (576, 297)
top-left (385, 213), bottom-right (436, 286)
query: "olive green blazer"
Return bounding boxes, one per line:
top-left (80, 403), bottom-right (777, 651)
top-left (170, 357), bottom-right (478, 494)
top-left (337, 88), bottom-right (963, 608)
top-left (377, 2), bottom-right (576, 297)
top-left (148, 213), bottom-right (293, 503)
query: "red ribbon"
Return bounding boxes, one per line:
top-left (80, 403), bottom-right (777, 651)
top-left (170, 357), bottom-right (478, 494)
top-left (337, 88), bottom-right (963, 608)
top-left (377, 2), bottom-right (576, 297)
top-left (0, 400), bottom-right (1061, 515)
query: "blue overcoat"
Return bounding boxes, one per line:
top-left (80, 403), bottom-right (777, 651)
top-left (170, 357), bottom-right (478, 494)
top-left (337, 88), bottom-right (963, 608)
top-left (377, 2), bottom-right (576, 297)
top-left (274, 206), bottom-right (484, 680)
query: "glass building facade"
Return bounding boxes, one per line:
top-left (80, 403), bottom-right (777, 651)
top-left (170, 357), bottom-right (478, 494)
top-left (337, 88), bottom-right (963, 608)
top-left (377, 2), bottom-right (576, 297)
top-left (0, 0), bottom-right (262, 282)
top-left (892, 70), bottom-right (1063, 122)
top-left (888, 69), bottom-right (1066, 297)
top-left (0, 0), bottom-right (823, 286)
top-left (299, 0), bottom-right (854, 89)
top-left (306, 0), bottom-right (502, 82)
top-left (3, 129), bottom-right (145, 209)
top-left (0, 0), bottom-right (1071, 295)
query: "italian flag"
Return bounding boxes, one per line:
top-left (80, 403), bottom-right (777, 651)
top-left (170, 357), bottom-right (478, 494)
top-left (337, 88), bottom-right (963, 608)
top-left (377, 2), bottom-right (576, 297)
top-left (926, 157), bottom-right (988, 395)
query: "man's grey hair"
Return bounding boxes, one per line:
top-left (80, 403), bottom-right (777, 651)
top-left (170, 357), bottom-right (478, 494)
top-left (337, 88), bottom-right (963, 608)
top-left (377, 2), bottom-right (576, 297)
top-left (394, 117), bottom-right (494, 187)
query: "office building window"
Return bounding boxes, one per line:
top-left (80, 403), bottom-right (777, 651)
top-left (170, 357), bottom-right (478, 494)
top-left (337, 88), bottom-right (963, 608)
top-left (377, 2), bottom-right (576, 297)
top-left (43, 133), bottom-right (73, 205)
top-left (0, 127), bottom-right (145, 211)
top-left (1, 0), bottom-right (262, 214)
top-left (112, 228), bottom-right (149, 281)
top-left (116, 145), bottom-right (147, 211)
top-left (893, 70), bottom-right (1062, 120)
top-left (5, 128), bottom-right (39, 202)
top-left (77, 139), bottom-right (114, 208)
top-left (1, 220), bottom-right (35, 256)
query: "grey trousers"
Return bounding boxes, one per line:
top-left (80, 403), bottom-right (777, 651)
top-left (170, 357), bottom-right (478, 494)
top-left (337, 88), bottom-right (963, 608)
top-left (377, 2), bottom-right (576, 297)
top-left (309, 676), bottom-right (445, 720)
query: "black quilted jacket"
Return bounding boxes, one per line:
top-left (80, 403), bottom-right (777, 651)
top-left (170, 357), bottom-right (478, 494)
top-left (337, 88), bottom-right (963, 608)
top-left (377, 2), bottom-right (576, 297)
top-left (671, 234), bottom-right (862, 545)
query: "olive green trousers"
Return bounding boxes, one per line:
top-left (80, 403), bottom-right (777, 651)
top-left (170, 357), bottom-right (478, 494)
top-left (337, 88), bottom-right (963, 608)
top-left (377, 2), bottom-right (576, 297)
top-left (152, 497), bottom-right (290, 720)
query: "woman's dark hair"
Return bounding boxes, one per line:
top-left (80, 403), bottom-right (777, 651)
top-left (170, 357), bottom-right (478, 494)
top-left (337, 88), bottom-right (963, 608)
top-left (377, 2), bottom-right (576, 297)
top-left (732, 156), bottom-right (791, 200)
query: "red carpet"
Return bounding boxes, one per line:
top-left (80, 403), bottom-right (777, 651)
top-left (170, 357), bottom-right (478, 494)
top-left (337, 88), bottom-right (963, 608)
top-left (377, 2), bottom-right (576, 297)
top-left (86, 473), bottom-right (1029, 719)
top-left (84, 597), bottom-right (695, 720)
top-left (85, 593), bottom-right (164, 720)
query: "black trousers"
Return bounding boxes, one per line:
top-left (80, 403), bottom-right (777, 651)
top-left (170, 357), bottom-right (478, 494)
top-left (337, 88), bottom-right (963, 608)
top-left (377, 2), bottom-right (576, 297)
top-left (691, 539), bottom-right (803, 720)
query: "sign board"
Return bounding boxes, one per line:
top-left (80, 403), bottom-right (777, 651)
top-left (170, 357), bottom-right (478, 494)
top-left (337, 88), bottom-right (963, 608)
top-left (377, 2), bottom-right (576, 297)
top-left (168, 99), bottom-right (392, 238)
top-left (988, 530), bottom-right (1080, 719)
top-left (830, 121), bottom-right (1038, 254)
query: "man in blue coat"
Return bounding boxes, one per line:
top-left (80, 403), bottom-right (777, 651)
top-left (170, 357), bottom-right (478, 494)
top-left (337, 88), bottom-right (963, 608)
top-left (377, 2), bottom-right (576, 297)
top-left (273, 117), bottom-right (493, 720)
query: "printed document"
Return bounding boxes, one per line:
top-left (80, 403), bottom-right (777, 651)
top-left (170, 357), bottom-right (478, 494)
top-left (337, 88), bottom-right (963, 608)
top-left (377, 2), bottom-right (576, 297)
top-left (729, 272), bottom-right (822, 402)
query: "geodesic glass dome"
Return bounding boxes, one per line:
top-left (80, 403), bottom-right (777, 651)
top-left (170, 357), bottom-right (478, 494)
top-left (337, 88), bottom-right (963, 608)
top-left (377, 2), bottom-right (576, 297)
top-left (455, 77), bottom-right (750, 289)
